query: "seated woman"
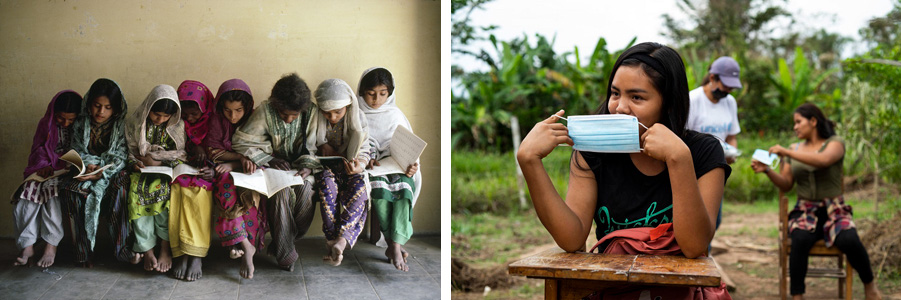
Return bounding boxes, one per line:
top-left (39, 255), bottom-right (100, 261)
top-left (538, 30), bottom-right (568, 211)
top-left (517, 42), bottom-right (731, 297)
top-left (752, 103), bottom-right (882, 300)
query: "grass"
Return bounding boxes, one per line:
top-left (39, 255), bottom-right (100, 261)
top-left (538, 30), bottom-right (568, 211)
top-left (451, 211), bottom-right (554, 267)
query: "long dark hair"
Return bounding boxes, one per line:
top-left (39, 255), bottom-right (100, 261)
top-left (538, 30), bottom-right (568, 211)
top-left (150, 98), bottom-right (179, 115)
top-left (795, 103), bottom-right (836, 139)
top-left (596, 42), bottom-right (690, 138)
top-left (86, 78), bottom-right (124, 117)
top-left (54, 91), bottom-right (82, 113)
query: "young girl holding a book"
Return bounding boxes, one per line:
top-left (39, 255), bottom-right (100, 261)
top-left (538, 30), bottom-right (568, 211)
top-left (307, 78), bottom-right (371, 266)
top-left (126, 84), bottom-right (186, 273)
top-left (358, 68), bottom-right (420, 272)
top-left (13, 90), bottom-right (82, 267)
top-left (170, 80), bottom-right (215, 281)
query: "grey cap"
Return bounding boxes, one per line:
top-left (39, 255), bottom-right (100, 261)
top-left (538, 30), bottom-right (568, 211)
top-left (710, 56), bottom-right (742, 89)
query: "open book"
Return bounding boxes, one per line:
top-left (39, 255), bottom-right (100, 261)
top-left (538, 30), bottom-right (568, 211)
top-left (139, 164), bottom-right (201, 182)
top-left (59, 149), bottom-right (114, 179)
top-left (368, 125), bottom-right (427, 177)
top-left (230, 168), bottom-right (305, 197)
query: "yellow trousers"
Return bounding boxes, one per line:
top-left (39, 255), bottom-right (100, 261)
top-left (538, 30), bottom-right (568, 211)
top-left (169, 184), bottom-right (212, 257)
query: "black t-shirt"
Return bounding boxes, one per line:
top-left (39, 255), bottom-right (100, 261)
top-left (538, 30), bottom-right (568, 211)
top-left (579, 130), bottom-right (731, 240)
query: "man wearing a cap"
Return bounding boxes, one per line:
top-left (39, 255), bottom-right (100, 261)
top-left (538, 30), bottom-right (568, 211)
top-left (686, 56), bottom-right (743, 164)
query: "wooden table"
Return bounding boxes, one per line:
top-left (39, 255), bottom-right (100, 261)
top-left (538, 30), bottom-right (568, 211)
top-left (508, 248), bottom-right (722, 300)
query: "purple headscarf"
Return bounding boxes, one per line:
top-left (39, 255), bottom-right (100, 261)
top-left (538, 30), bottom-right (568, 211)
top-left (207, 79), bottom-right (254, 160)
top-left (23, 90), bottom-right (81, 179)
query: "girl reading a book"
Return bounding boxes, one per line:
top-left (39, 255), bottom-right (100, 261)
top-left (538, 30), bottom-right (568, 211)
top-left (232, 73), bottom-right (316, 272)
top-left (126, 84), bottom-right (185, 273)
top-left (306, 78), bottom-right (371, 266)
top-left (169, 80), bottom-right (216, 281)
top-left (207, 79), bottom-right (264, 279)
top-left (358, 67), bottom-right (420, 272)
top-left (13, 90), bottom-right (81, 267)
top-left (59, 78), bottom-right (130, 268)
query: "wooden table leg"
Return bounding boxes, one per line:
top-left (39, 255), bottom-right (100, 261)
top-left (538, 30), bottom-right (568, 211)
top-left (545, 279), bottom-right (559, 300)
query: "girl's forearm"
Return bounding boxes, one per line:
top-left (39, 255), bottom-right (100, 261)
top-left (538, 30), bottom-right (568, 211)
top-left (518, 157), bottom-right (587, 252)
top-left (667, 153), bottom-right (713, 258)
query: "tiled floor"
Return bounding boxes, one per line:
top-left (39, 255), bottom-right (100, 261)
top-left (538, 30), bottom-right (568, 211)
top-left (0, 235), bottom-right (440, 299)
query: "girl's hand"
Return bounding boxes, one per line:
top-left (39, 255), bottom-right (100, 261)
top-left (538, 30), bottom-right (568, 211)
top-left (405, 162), bottom-right (419, 177)
top-left (641, 123), bottom-right (690, 162)
top-left (37, 166), bottom-right (54, 178)
top-left (215, 163), bottom-right (233, 177)
top-left (750, 160), bottom-right (769, 173)
top-left (366, 159), bottom-right (380, 170)
top-left (77, 164), bottom-right (102, 181)
top-left (199, 166), bottom-right (214, 180)
top-left (138, 154), bottom-right (160, 167)
top-left (769, 144), bottom-right (788, 157)
top-left (269, 158), bottom-right (291, 170)
top-left (296, 168), bottom-right (312, 178)
top-left (346, 159), bottom-right (365, 175)
top-left (242, 156), bottom-right (257, 174)
top-left (133, 160), bottom-right (146, 172)
top-left (516, 110), bottom-right (572, 164)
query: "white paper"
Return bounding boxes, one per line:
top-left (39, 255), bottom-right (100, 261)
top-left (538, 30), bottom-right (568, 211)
top-left (139, 164), bottom-right (201, 182)
top-left (230, 169), bottom-right (305, 197)
top-left (752, 149), bottom-right (779, 167)
top-left (368, 125), bottom-right (426, 176)
top-left (58, 149), bottom-right (113, 178)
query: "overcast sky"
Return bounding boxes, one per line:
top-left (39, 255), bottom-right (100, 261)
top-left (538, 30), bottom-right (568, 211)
top-left (453, 0), bottom-right (894, 72)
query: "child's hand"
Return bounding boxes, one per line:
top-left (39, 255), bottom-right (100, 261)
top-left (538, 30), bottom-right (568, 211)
top-left (269, 158), bottom-right (291, 170)
top-left (242, 156), bottom-right (257, 174)
top-left (516, 110), bottom-right (572, 164)
top-left (346, 159), bottom-right (365, 175)
top-left (750, 160), bottom-right (769, 173)
top-left (641, 123), bottom-right (689, 163)
top-left (769, 144), bottom-right (788, 157)
top-left (215, 162), bottom-right (233, 177)
top-left (319, 144), bottom-right (339, 157)
top-left (199, 166), bottom-right (214, 180)
top-left (405, 162), bottom-right (419, 177)
top-left (295, 168), bottom-right (311, 178)
top-left (366, 159), bottom-right (380, 170)
top-left (138, 154), bottom-right (160, 167)
top-left (77, 164), bottom-right (102, 181)
top-left (133, 160), bottom-right (146, 172)
top-left (37, 166), bottom-right (54, 178)
top-left (192, 146), bottom-right (208, 164)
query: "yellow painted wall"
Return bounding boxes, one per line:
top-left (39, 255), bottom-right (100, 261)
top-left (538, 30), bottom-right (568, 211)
top-left (0, 0), bottom-right (441, 238)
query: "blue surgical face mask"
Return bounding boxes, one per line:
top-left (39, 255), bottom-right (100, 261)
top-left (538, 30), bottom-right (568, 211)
top-left (556, 114), bottom-right (649, 153)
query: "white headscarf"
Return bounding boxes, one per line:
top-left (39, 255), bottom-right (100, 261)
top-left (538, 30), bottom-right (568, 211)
top-left (357, 67), bottom-right (413, 159)
top-left (306, 78), bottom-right (369, 161)
top-left (126, 84), bottom-right (186, 162)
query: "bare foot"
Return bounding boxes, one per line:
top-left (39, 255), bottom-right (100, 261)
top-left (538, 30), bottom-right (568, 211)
top-left (130, 252), bottom-right (144, 265)
top-left (14, 245), bottom-right (34, 266)
top-left (385, 242), bottom-right (409, 272)
top-left (323, 238), bottom-right (346, 266)
top-left (173, 256), bottom-right (189, 279)
top-left (229, 246), bottom-right (245, 259)
top-left (144, 250), bottom-right (158, 271)
top-left (36, 244), bottom-right (57, 268)
top-left (185, 256), bottom-right (202, 281)
top-left (865, 281), bottom-right (883, 300)
top-left (239, 239), bottom-right (256, 279)
top-left (157, 241), bottom-right (172, 273)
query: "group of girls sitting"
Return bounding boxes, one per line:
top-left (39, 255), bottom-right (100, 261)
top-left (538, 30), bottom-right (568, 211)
top-left (11, 67), bottom-right (421, 281)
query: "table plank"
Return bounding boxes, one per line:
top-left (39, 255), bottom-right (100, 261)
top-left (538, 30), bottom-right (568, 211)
top-left (629, 254), bottom-right (721, 287)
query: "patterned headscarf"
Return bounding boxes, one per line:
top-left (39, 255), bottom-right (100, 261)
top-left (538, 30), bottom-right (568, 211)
top-left (306, 78), bottom-right (369, 161)
top-left (23, 90), bottom-right (81, 179)
top-left (127, 84), bottom-right (186, 161)
top-left (177, 80), bottom-right (215, 146)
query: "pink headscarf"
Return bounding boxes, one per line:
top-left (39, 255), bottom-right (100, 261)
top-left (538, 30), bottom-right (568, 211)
top-left (207, 79), bottom-right (254, 158)
top-left (177, 80), bottom-right (215, 146)
top-left (24, 90), bottom-right (81, 178)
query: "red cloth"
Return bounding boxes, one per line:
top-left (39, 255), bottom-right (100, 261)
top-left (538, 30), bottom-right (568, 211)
top-left (584, 223), bottom-right (732, 300)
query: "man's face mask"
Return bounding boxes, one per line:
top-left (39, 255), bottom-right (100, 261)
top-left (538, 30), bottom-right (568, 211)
top-left (711, 88), bottom-right (730, 100)
top-left (556, 114), bottom-right (649, 153)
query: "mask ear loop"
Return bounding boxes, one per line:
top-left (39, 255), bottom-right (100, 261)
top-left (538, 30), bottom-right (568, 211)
top-left (550, 114), bottom-right (568, 121)
top-left (638, 121), bottom-right (649, 151)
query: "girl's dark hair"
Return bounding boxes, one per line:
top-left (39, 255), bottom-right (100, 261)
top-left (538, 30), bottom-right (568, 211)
top-left (597, 42), bottom-right (690, 138)
top-left (270, 73), bottom-right (312, 112)
top-left (86, 78), bottom-right (124, 117)
top-left (54, 91), bottom-right (82, 114)
top-left (216, 89), bottom-right (254, 125)
top-left (795, 103), bottom-right (836, 139)
top-left (150, 99), bottom-right (179, 115)
top-left (359, 68), bottom-right (395, 96)
top-left (180, 100), bottom-right (200, 111)
top-left (700, 74), bottom-right (720, 86)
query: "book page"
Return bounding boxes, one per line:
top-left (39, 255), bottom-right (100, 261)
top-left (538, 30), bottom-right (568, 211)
top-left (368, 157), bottom-right (405, 177)
top-left (262, 169), bottom-right (305, 196)
top-left (24, 169), bottom-right (69, 183)
top-left (231, 170), bottom-right (270, 196)
top-left (388, 125), bottom-right (427, 170)
top-left (172, 164), bottom-right (201, 179)
top-left (140, 166), bottom-right (174, 178)
top-left (75, 163), bottom-right (113, 178)
top-left (59, 149), bottom-right (85, 174)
